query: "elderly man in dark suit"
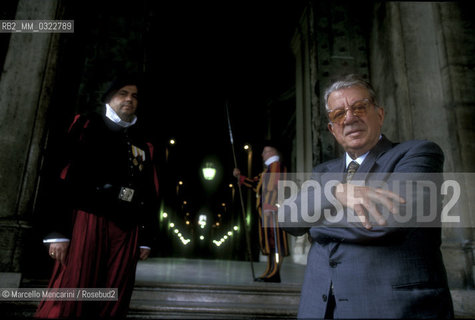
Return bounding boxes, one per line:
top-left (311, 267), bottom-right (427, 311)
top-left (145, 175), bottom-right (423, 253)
top-left (280, 74), bottom-right (453, 319)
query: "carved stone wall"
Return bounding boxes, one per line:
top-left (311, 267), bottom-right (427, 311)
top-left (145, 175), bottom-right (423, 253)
top-left (290, 1), bottom-right (372, 265)
top-left (0, 0), bottom-right (62, 272)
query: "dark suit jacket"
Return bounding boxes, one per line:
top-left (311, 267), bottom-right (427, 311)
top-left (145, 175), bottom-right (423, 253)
top-left (287, 136), bottom-right (453, 319)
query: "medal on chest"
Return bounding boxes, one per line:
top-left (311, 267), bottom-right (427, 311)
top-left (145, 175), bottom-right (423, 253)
top-left (131, 145), bottom-right (145, 171)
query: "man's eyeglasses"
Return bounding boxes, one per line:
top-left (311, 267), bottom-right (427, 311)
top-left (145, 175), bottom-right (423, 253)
top-left (327, 98), bottom-right (374, 125)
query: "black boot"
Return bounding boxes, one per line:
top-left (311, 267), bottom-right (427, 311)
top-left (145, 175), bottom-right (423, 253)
top-left (254, 272), bottom-right (281, 283)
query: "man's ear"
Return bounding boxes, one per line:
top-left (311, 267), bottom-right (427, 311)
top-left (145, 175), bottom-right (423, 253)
top-left (377, 106), bottom-right (385, 125)
top-left (327, 122), bottom-right (335, 136)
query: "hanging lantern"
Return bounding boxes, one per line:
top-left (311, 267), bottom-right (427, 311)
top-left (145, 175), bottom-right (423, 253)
top-left (202, 162), bottom-right (216, 181)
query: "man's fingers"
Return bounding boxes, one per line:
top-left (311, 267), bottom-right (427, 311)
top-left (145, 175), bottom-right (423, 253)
top-left (58, 248), bottom-right (67, 265)
top-left (365, 188), bottom-right (405, 215)
top-left (49, 242), bottom-right (69, 264)
top-left (354, 204), bottom-right (372, 229)
top-left (374, 188), bottom-right (405, 203)
top-left (58, 252), bottom-right (64, 265)
top-left (363, 199), bottom-right (387, 226)
top-left (341, 184), bottom-right (405, 227)
top-left (140, 248), bottom-right (151, 260)
top-left (367, 190), bottom-right (398, 215)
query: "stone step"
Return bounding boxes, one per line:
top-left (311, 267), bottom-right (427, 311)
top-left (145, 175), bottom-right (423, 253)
top-left (1, 281), bottom-right (301, 319)
top-left (128, 282), bottom-right (300, 319)
top-left (4, 282), bottom-right (475, 319)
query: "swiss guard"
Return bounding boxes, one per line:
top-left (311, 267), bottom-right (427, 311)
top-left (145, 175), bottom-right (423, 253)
top-left (233, 140), bottom-right (289, 282)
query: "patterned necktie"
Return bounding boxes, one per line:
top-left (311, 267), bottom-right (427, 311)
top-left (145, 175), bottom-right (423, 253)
top-left (346, 161), bottom-right (360, 182)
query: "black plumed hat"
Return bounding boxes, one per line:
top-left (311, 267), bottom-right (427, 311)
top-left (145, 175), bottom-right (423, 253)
top-left (261, 139), bottom-right (282, 152)
top-left (101, 73), bottom-right (142, 103)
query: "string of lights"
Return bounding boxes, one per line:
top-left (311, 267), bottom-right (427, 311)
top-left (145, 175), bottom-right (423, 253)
top-left (212, 226), bottom-right (239, 247)
top-left (163, 212), bottom-right (192, 246)
top-left (162, 211), bottom-right (239, 248)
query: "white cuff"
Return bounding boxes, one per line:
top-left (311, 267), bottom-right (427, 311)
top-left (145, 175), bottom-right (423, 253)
top-left (43, 238), bottom-right (70, 243)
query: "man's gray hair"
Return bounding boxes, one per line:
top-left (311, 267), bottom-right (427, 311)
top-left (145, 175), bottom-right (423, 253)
top-left (324, 74), bottom-right (378, 111)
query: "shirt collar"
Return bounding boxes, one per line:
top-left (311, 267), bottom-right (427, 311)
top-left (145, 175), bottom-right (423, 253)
top-left (265, 155), bottom-right (280, 166)
top-left (105, 104), bottom-right (137, 128)
top-left (345, 152), bottom-right (368, 168)
top-left (345, 135), bottom-right (382, 168)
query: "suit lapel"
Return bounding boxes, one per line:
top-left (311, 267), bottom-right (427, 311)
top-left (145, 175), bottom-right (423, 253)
top-left (354, 135), bottom-right (394, 181)
top-left (320, 156), bottom-right (346, 184)
top-left (319, 135), bottom-right (394, 183)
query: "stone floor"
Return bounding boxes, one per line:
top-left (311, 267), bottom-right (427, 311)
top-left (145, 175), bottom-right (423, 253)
top-left (135, 257), bottom-right (306, 286)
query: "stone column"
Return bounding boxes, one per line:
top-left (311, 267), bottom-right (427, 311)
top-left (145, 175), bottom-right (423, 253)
top-left (291, 8), bottom-right (314, 176)
top-left (290, 7), bottom-right (316, 265)
top-left (0, 0), bottom-right (62, 273)
top-left (369, 1), bottom-right (475, 290)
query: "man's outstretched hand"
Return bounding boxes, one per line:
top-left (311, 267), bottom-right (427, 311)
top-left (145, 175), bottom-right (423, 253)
top-left (335, 183), bottom-right (406, 229)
